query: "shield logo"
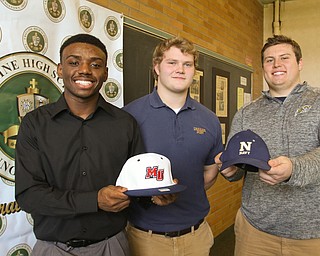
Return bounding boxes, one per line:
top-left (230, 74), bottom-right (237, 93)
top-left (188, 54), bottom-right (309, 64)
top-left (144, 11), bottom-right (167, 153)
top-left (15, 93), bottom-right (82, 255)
top-left (17, 93), bottom-right (49, 120)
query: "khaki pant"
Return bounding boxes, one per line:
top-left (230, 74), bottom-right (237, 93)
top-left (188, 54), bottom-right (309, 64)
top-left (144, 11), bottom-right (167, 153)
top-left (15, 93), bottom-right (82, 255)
top-left (235, 209), bottom-right (320, 256)
top-left (127, 220), bottom-right (214, 256)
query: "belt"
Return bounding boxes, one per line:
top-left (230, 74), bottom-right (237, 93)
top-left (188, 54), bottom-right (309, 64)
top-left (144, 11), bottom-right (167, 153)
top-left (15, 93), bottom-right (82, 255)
top-left (133, 219), bottom-right (204, 238)
top-left (62, 230), bottom-right (121, 248)
top-left (65, 238), bottom-right (105, 248)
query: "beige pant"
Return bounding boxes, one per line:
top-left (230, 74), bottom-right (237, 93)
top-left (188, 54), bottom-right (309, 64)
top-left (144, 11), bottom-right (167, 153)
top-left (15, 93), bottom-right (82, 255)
top-left (235, 209), bottom-right (320, 256)
top-left (127, 221), bottom-right (214, 256)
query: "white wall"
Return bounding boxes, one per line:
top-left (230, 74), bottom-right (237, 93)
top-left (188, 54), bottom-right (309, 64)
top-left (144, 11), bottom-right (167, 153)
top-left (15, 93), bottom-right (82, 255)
top-left (263, 0), bottom-right (320, 88)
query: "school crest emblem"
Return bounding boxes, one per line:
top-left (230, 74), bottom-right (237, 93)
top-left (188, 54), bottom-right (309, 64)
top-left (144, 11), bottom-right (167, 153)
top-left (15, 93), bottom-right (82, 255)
top-left (0, 52), bottom-right (63, 182)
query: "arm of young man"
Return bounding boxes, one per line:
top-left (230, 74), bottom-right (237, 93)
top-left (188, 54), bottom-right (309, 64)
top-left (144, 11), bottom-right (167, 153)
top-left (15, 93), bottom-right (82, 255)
top-left (214, 152), bottom-right (246, 182)
top-left (204, 163), bottom-right (220, 190)
top-left (260, 146), bottom-right (320, 186)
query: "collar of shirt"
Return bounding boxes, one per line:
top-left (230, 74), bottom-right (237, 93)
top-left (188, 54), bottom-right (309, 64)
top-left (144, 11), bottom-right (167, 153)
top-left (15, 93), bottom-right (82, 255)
top-left (262, 81), bottom-right (308, 100)
top-left (50, 94), bottom-right (117, 119)
top-left (149, 87), bottom-right (196, 112)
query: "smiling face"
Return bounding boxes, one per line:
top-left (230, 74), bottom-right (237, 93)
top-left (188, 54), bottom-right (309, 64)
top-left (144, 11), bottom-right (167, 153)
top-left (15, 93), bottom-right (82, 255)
top-left (154, 46), bottom-right (195, 95)
top-left (262, 43), bottom-right (302, 97)
top-left (57, 42), bottom-right (108, 102)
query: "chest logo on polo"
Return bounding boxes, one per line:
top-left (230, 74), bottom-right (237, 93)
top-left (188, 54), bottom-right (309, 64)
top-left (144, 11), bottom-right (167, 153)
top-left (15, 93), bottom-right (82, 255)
top-left (145, 166), bottom-right (164, 181)
top-left (194, 127), bottom-right (206, 135)
top-left (0, 52), bottom-right (63, 183)
top-left (295, 105), bottom-right (312, 117)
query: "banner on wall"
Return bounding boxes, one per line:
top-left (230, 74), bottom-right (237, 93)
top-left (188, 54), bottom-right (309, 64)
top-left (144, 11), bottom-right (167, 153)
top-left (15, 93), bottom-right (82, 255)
top-left (0, 0), bottom-right (123, 254)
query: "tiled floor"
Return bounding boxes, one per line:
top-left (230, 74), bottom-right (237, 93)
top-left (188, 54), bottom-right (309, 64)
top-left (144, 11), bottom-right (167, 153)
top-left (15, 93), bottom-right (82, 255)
top-left (210, 225), bottom-right (235, 256)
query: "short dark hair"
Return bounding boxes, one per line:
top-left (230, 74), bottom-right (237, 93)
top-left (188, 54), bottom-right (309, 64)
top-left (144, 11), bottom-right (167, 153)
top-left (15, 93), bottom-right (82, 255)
top-left (59, 33), bottom-right (108, 62)
top-left (261, 35), bottom-right (302, 66)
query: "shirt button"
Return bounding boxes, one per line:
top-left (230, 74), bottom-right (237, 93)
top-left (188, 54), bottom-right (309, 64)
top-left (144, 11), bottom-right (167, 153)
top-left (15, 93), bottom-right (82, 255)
top-left (82, 171), bottom-right (87, 176)
top-left (82, 146), bottom-right (88, 150)
top-left (82, 228), bottom-right (87, 233)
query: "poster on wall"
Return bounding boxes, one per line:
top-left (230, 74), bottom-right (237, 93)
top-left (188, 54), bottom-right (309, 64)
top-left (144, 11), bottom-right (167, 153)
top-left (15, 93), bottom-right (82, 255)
top-left (237, 87), bottom-right (244, 110)
top-left (215, 75), bottom-right (228, 117)
top-left (0, 0), bottom-right (123, 254)
top-left (190, 69), bottom-right (203, 103)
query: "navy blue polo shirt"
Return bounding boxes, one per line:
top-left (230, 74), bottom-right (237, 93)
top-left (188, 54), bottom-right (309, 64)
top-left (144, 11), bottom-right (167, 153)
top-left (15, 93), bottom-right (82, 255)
top-left (123, 88), bottom-right (223, 232)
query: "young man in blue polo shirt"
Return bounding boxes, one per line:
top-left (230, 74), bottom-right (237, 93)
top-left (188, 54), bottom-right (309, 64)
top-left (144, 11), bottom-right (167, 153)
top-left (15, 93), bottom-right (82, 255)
top-left (123, 36), bottom-right (223, 256)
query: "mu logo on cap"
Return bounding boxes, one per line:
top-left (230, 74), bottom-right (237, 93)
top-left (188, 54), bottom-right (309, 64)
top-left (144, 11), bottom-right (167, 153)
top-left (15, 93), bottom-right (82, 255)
top-left (116, 153), bottom-right (186, 196)
top-left (145, 166), bottom-right (164, 181)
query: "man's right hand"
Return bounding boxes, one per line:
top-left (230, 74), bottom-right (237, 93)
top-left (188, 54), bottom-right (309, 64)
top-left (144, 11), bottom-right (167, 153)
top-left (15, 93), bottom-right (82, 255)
top-left (214, 152), bottom-right (239, 177)
top-left (98, 185), bottom-right (130, 212)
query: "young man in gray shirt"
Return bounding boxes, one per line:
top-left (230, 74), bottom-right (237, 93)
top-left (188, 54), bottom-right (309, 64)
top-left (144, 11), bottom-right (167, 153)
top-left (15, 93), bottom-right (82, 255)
top-left (215, 35), bottom-right (320, 256)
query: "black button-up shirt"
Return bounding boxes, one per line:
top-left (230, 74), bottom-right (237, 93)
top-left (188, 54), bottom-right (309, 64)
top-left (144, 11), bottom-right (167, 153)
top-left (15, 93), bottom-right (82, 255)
top-left (15, 95), bottom-right (144, 242)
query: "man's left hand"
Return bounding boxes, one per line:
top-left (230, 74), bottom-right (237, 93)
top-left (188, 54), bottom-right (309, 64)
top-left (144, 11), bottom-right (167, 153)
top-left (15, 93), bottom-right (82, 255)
top-left (259, 156), bottom-right (293, 185)
top-left (151, 193), bottom-right (177, 206)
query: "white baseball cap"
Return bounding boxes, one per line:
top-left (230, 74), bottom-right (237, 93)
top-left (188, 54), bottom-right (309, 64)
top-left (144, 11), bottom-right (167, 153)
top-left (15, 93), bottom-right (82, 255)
top-left (116, 153), bottom-right (186, 197)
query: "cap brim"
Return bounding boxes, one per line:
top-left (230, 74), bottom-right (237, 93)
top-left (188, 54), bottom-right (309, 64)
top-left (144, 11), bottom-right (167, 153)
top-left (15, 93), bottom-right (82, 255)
top-left (124, 184), bottom-right (187, 197)
top-left (221, 158), bottom-right (270, 172)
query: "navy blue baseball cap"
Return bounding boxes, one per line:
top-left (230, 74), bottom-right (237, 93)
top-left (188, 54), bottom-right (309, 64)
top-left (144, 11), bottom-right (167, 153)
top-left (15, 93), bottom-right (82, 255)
top-left (220, 130), bottom-right (271, 172)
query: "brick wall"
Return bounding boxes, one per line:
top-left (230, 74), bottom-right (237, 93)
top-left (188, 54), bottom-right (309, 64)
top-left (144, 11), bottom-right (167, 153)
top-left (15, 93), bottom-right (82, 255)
top-left (206, 175), bottom-right (243, 235)
top-left (90, 0), bottom-right (263, 237)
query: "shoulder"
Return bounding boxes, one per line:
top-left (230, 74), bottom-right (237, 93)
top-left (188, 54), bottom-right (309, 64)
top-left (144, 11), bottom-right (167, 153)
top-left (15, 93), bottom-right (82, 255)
top-left (239, 95), bottom-right (265, 111)
top-left (122, 95), bottom-right (150, 116)
top-left (23, 102), bottom-right (56, 120)
top-left (304, 85), bottom-right (320, 97)
top-left (99, 103), bottom-right (142, 133)
top-left (18, 103), bottom-right (57, 135)
top-left (104, 101), bottom-right (138, 122)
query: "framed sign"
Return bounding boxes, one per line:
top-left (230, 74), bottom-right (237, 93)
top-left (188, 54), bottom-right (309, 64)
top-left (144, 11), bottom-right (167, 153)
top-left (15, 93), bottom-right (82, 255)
top-left (215, 75), bottom-right (228, 117)
top-left (190, 69), bottom-right (203, 103)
